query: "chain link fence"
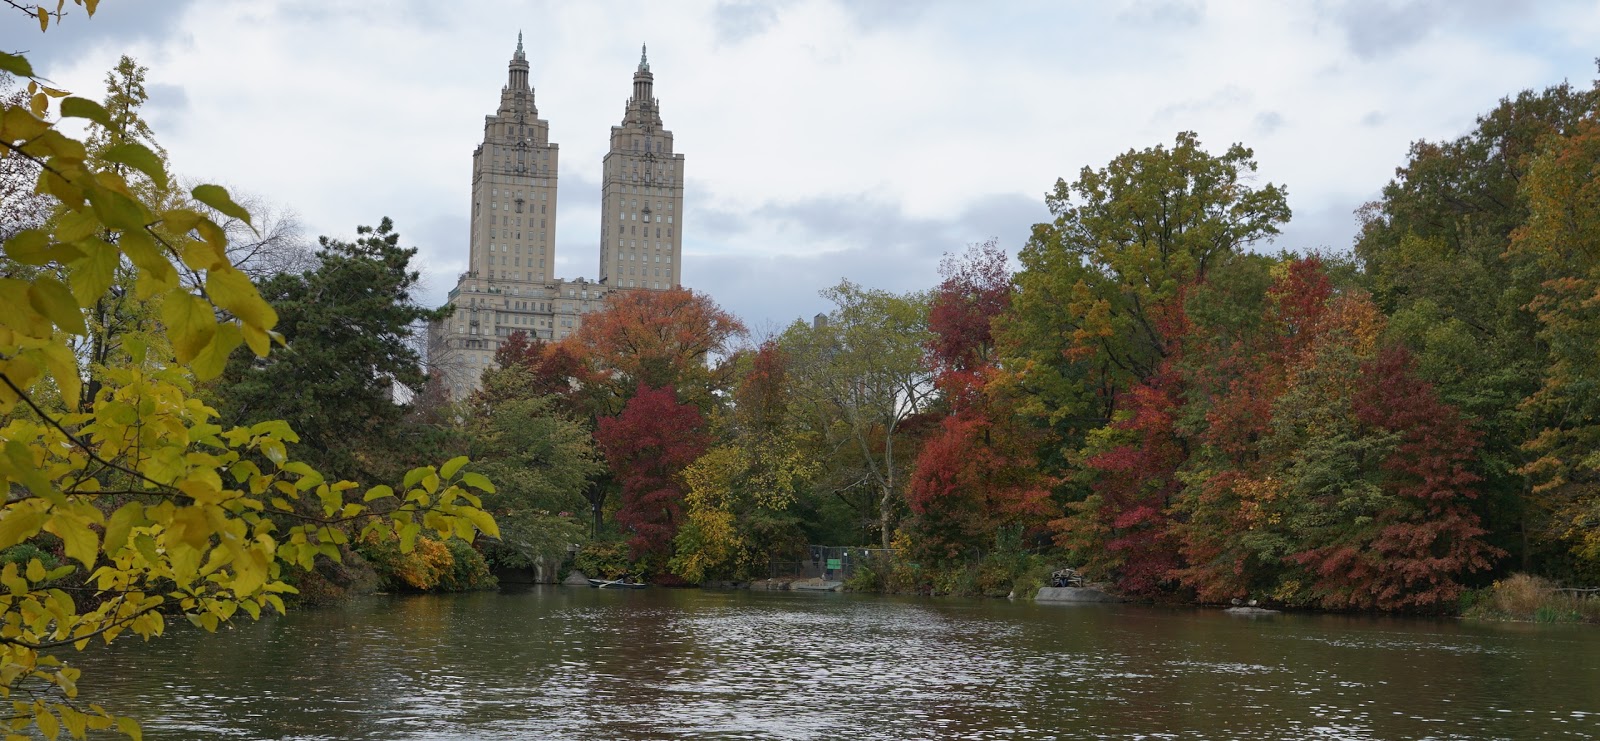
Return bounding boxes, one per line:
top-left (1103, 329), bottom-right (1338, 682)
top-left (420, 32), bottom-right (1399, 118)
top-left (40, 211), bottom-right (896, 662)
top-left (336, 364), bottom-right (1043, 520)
top-left (765, 545), bottom-right (898, 580)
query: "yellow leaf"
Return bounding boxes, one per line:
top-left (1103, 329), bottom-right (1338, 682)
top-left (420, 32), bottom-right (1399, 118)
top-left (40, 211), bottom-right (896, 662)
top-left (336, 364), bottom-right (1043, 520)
top-left (99, 143), bottom-right (168, 189)
top-left (43, 512), bottom-right (99, 569)
top-left (191, 184), bottom-right (251, 226)
top-left (24, 559), bottom-right (43, 583)
top-left (26, 277), bottom-right (85, 335)
top-left (38, 343), bottom-right (80, 409)
top-left (190, 322), bottom-right (242, 381)
top-left (0, 106), bottom-right (49, 141)
top-left (55, 211), bottom-right (100, 243)
top-left (83, 184), bottom-right (147, 232)
top-left (67, 240), bottom-right (118, 305)
top-left (462, 507), bottom-right (500, 539)
top-left (0, 500), bottom-right (47, 549)
top-left (159, 290), bottom-right (217, 364)
top-left (362, 485), bottom-right (394, 502)
top-left (241, 322), bottom-right (271, 357)
top-left (3, 229), bottom-right (80, 265)
top-left (0, 51), bottom-right (34, 78)
top-left (102, 503), bottom-right (142, 554)
top-left (440, 456), bottom-right (469, 479)
top-left (118, 229), bottom-right (177, 291)
top-left (56, 706), bottom-right (85, 739)
top-left (460, 471), bottom-right (496, 494)
top-left (57, 97), bottom-right (111, 129)
top-left (160, 208), bottom-right (202, 236)
top-left (36, 7), bottom-right (47, 33)
top-left (115, 716), bottom-right (141, 741)
top-left (205, 267), bottom-right (276, 332)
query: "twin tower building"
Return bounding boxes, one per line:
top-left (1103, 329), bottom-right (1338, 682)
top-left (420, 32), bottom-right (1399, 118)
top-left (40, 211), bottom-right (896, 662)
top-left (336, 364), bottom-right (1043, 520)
top-left (431, 36), bottom-right (686, 398)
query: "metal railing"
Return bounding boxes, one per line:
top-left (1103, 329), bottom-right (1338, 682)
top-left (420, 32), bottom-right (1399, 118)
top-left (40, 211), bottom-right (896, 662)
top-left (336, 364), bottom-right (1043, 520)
top-left (765, 545), bottom-right (898, 580)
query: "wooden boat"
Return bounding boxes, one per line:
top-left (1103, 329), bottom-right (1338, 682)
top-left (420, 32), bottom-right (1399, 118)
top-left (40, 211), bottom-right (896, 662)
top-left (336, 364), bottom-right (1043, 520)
top-left (587, 577), bottom-right (647, 589)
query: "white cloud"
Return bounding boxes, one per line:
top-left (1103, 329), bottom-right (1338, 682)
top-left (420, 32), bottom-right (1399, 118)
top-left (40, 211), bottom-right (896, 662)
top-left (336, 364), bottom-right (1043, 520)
top-left (3, 0), bottom-right (1592, 327)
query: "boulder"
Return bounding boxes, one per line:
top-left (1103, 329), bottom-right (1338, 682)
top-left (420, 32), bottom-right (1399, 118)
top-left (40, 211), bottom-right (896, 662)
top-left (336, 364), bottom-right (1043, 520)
top-left (1035, 586), bottom-right (1124, 603)
top-left (1224, 606), bottom-right (1280, 616)
top-left (561, 570), bottom-right (592, 587)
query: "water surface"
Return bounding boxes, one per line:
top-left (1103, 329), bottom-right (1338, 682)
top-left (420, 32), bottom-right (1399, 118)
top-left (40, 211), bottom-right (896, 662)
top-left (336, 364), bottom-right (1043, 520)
top-left (75, 587), bottom-right (1598, 739)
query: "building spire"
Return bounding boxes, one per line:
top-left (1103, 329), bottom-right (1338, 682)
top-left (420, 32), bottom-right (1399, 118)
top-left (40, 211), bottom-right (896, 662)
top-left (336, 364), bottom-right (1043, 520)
top-left (638, 43), bottom-right (649, 72)
top-left (515, 31), bottom-right (526, 61)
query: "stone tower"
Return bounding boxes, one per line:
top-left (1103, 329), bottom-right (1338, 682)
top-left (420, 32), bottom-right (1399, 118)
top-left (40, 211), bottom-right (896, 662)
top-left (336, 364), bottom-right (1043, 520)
top-left (469, 32), bottom-right (559, 283)
top-left (598, 45), bottom-right (685, 289)
top-left (430, 38), bottom-right (684, 399)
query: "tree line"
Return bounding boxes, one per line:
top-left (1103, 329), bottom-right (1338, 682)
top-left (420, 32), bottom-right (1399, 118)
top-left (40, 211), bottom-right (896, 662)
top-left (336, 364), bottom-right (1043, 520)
top-left (2, 8), bottom-right (1598, 735)
top-left (436, 76), bottom-right (1600, 611)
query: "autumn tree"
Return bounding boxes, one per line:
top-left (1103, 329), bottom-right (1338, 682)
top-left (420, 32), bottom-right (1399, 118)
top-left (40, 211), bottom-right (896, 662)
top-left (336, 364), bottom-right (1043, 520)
top-left (1057, 344), bottom-right (1189, 596)
top-left (782, 281), bottom-right (934, 547)
top-left (907, 242), bottom-right (1052, 561)
top-left (1356, 79), bottom-right (1600, 574)
top-left (1175, 260), bottom-right (1498, 609)
top-left (0, 32), bottom-right (496, 741)
top-left (472, 330), bottom-right (591, 413)
top-left (672, 341), bottom-right (816, 582)
top-left (1506, 110), bottom-right (1600, 574)
top-left (999, 131), bottom-right (1290, 441)
top-left (569, 287), bottom-right (745, 415)
top-left (594, 384), bottom-right (710, 562)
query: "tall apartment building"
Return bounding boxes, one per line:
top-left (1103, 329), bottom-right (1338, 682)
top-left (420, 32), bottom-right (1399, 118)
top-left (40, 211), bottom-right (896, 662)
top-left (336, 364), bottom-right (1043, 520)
top-left (600, 47), bottom-right (685, 289)
top-left (430, 38), bottom-right (684, 398)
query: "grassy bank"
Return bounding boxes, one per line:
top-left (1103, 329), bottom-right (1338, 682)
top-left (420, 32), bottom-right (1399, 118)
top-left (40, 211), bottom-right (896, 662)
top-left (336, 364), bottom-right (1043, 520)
top-left (842, 551), bottom-right (1058, 599)
top-left (1460, 574), bottom-right (1600, 624)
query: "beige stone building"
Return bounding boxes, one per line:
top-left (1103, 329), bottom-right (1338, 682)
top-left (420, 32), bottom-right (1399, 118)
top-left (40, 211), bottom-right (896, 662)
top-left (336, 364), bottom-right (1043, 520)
top-left (430, 38), bottom-right (684, 398)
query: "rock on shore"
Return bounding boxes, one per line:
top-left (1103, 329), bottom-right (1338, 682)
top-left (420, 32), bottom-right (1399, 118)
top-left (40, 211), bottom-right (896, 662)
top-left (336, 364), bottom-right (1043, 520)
top-left (1035, 586), bottom-right (1125, 603)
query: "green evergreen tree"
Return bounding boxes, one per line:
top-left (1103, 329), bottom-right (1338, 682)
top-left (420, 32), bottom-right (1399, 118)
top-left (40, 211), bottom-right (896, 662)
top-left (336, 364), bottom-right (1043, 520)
top-left (215, 218), bottom-right (448, 480)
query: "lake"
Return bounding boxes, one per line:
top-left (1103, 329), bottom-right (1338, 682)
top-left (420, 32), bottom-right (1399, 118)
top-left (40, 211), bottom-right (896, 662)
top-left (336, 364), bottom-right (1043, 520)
top-left (72, 587), bottom-right (1598, 739)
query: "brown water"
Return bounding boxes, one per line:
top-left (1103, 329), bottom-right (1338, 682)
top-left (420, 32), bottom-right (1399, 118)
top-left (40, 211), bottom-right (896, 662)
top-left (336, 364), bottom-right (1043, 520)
top-left (73, 587), bottom-right (1598, 739)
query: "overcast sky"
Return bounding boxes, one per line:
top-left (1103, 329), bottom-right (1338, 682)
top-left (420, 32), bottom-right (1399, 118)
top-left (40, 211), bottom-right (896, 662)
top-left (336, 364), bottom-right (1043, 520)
top-left (3, 0), bottom-right (1596, 329)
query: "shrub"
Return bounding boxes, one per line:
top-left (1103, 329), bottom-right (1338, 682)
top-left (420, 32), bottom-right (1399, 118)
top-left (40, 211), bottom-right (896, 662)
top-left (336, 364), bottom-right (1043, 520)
top-left (356, 531), bottom-right (495, 592)
top-left (574, 540), bottom-right (637, 579)
top-left (440, 539), bottom-right (498, 591)
top-left (0, 544), bottom-right (59, 572)
top-left (1462, 573), bottom-right (1600, 624)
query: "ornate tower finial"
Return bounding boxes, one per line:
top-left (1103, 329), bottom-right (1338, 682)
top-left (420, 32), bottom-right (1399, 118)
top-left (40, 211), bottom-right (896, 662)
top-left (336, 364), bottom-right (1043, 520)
top-left (639, 43), bottom-right (649, 72)
top-left (515, 31), bottom-right (526, 61)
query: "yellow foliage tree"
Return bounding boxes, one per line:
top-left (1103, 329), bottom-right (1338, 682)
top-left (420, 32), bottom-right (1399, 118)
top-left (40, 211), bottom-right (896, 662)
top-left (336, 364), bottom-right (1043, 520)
top-left (0, 16), bottom-right (498, 741)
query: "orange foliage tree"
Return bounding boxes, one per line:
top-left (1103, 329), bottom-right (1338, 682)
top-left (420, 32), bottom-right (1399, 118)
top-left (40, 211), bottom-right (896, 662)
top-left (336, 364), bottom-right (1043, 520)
top-left (567, 287), bottom-right (745, 415)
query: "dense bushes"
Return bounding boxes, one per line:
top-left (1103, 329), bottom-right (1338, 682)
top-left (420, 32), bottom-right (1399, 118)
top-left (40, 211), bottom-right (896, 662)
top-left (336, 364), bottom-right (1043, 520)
top-left (1460, 574), bottom-right (1600, 624)
top-left (356, 532), bottom-right (498, 593)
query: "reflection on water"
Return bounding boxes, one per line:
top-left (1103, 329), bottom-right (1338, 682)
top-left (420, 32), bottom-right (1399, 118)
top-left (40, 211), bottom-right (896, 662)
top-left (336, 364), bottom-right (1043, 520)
top-left (75, 588), bottom-right (1598, 739)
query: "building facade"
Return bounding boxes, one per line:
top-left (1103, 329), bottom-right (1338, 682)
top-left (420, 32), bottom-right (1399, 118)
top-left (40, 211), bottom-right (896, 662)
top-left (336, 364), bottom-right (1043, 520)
top-left (430, 38), bottom-right (683, 398)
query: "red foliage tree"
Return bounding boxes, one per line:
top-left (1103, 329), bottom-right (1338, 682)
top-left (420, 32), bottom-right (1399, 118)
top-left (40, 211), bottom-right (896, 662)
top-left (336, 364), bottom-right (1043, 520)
top-left (1175, 258), bottom-right (1338, 600)
top-left (908, 410), bottom-right (1052, 561)
top-left (1289, 347), bottom-right (1500, 610)
top-left (907, 241), bottom-right (1052, 559)
top-left (926, 240), bottom-right (1012, 409)
top-left (1062, 374), bottom-right (1188, 596)
top-left (1176, 258), bottom-right (1498, 610)
top-left (594, 385), bottom-right (710, 561)
top-left (734, 340), bottom-right (789, 432)
top-left (472, 331), bottom-right (594, 412)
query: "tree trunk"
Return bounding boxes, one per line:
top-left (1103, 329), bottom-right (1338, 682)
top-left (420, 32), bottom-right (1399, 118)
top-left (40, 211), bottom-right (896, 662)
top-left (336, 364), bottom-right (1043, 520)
top-left (879, 484), bottom-right (893, 549)
top-left (879, 432), bottom-right (895, 548)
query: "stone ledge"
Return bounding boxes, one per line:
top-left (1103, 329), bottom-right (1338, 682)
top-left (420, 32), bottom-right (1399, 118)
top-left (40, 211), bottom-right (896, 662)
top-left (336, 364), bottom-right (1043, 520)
top-left (1035, 586), bottom-right (1124, 603)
